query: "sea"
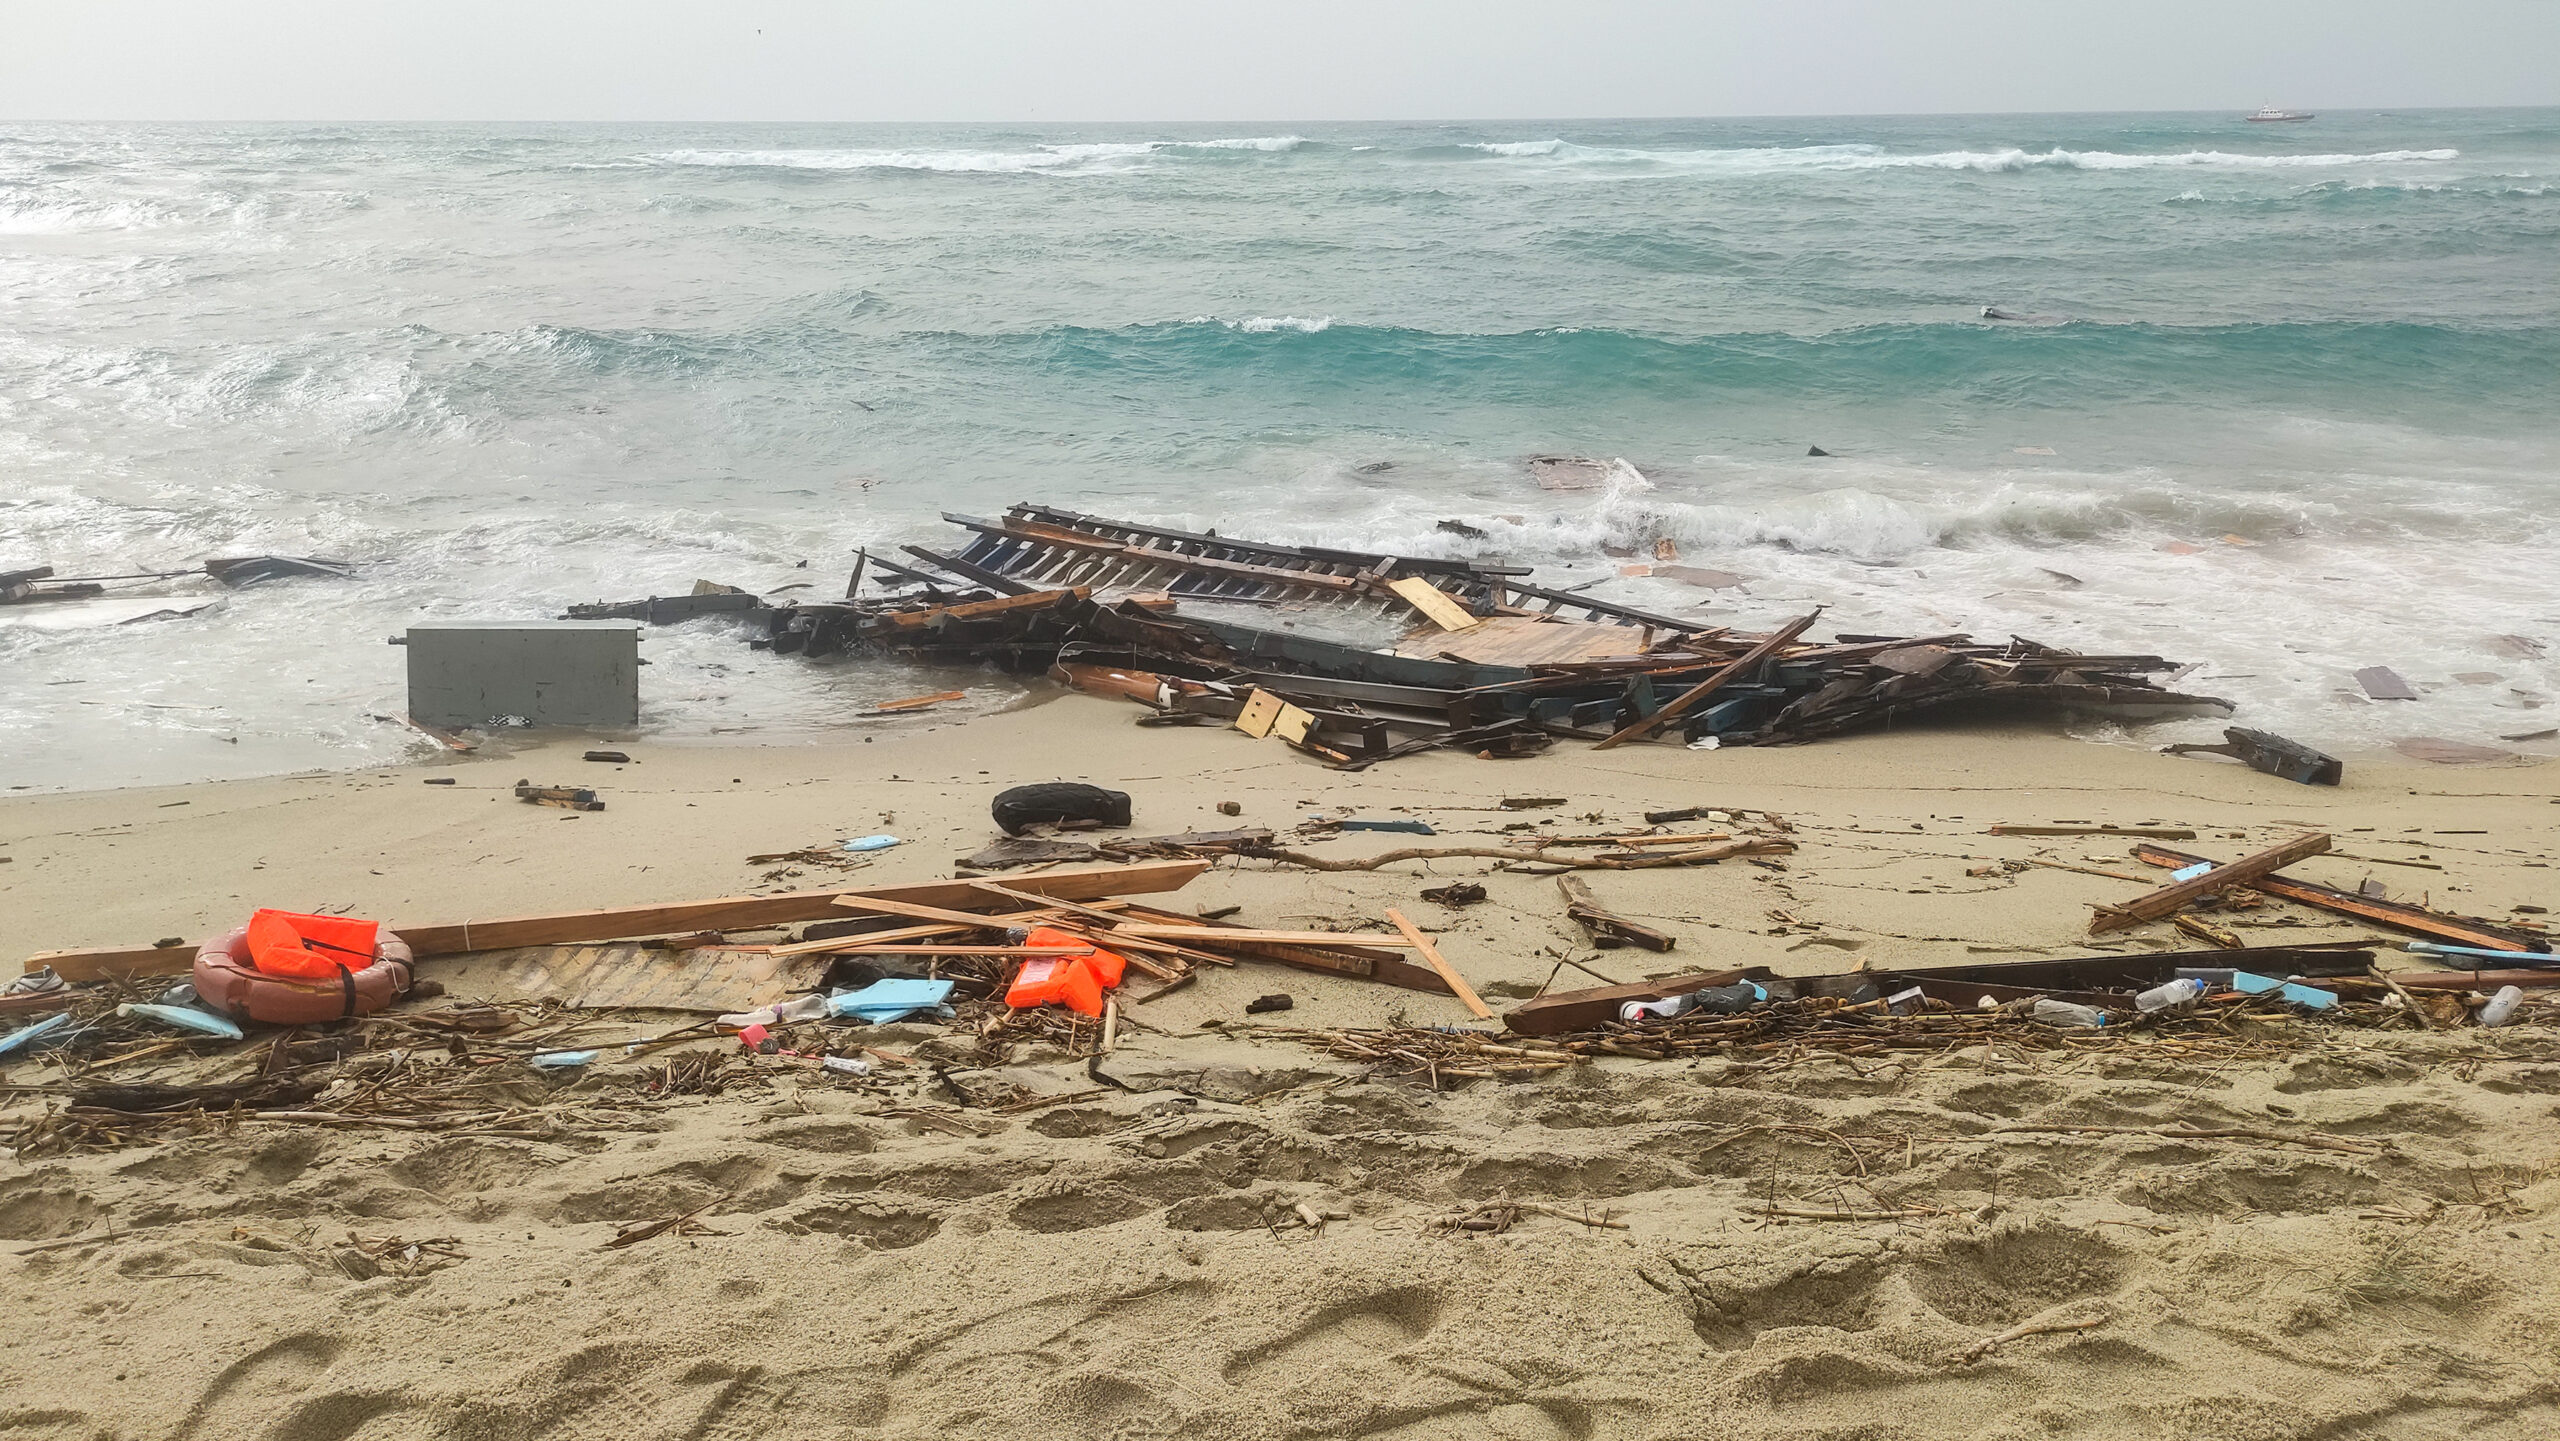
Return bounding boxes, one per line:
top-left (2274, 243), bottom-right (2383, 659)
top-left (3, 111), bottom-right (2555, 790)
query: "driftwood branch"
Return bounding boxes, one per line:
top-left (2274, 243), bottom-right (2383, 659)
top-left (1948, 1307), bottom-right (2110, 1365)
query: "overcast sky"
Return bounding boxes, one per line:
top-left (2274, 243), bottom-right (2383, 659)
top-left (4, 0), bottom-right (2554, 123)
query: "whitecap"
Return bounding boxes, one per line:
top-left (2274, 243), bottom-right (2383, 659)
top-left (1442, 142), bottom-right (2462, 174)
top-left (648, 136), bottom-right (1304, 176)
top-left (1208, 315), bottom-right (1334, 333)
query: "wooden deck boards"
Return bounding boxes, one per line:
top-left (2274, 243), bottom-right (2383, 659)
top-left (1392, 615), bottom-right (1655, 668)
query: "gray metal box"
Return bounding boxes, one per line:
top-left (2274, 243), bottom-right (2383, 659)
top-left (404, 622), bottom-right (640, 728)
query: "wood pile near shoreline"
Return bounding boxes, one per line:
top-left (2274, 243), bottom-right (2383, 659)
top-left (567, 502), bottom-right (2233, 767)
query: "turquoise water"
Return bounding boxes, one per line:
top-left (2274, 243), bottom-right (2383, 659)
top-left (3, 112), bottom-right (2555, 786)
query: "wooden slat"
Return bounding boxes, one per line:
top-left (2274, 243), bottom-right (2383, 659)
top-left (831, 895), bottom-right (1042, 929)
top-left (1385, 908), bottom-right (1492, 1020)
top-left (871, 587), bottom-right (1085, 630)
top-left (1397, 615), bottom-right (1655, 668)
top-left (2131, 844), bottom-right (2547, 952)
top-left (1388, 577), bottom-right (1480, 632)
top-left (1108, 925), bottom-right (1420, 947)
top-left (2089, 833), bottom-right (2331, 934)
top-left (431, 945), bottom-right (830, 1014)
top-left (23, 860), bottom-right (1210, 982)
top-left (1504, 970), bottom-right (1751, 1036)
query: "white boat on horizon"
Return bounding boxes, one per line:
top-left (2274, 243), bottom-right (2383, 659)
top-left (2245, 104), bottom-right (2314, 122)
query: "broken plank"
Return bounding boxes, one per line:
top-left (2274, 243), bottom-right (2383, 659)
top-left (1385, 908), bottom-right (1493, 1020)
top-left (873, 587), bottom-right (1087, 630)
top-left (1555, 875), bottom-right (1677, 952)
top-left (2089, 832), bottom-right (2330, 934)
top-left (1505, 969), bottom-right (1753, 1036)
top-left (2384, 969), bottom-right (2560, 990)
top-left (831, 895), bottom-right (1045, 929)
top-left (1104, 925), bottom-right (1422, 948)
top-left (24, 860), bottom-right (1211, 983)
top-left (432, 945), bottom-right (827, 1014)
top-left (2130, 844), bottom-right (2548, 953)
top-left (2355, 666), bottom-right (2418, 701)
top-left (2160, 727), bottom-right (2342, 786)
top-left (1387, 576), bottom-right (1480, 633)
top-left (1989, 825), bottom-right (2198, 840)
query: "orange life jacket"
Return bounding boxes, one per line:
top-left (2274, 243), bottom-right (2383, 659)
top-left (1001, 927), bottom-right (1129, 1016)
top-left (245, 909), bottom-right (382, 980)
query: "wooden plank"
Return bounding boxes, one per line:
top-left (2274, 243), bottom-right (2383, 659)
top-left (1107, 925), bottom-right (1420, 947)
top-left (1234, 688), bottom-right (1284, 739)
top-left (1988, 825), bottom-right (2198, 840)
top-left (831, 894), bottom-right (1043, 929)
top-left (2355, 666), bottom-right (2418, 701)
top-left (2131, 843), bottom-right (2547, 952)
top-left (1388, 576), bottom-right (1480, 633)
top-left (429, 945), bottom-right (829, 1014)
top-left (818, 945), bottom-right (1093, 956)
top-left (1594, 610), bottom-right (1822, 749)
top-left (1504, 969), bottom-right (1751, 1036)
top-left (1384, 908), bottom-right (1493, 1020)
top-left (2089, 833), bottom-right (2331, 934)
top-left (875, 587), bottom-right (1086, 630)
top-left (1268, 701), bottom-right (1318, 746)
top-left (1556, 875), bottom-right (1677, 951)
top-left (871, 689), bottom-right (967, 712)
top-left (1397, 615), bottom-right (1655, 668)
top-left (1098, 899), bottom-right (1467, 995)
top-left (24, 860), bottom-right (1211, 982)
top-left (898, 543), bottom-right (1036, 596)
top-left (2385, 969), bottom-right (2560, 990)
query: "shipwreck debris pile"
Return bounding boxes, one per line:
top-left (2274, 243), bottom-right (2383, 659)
top-left (570, 503), bottom-right (2232, 767)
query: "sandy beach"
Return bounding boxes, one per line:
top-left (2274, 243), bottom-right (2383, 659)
top-left (5, 698), bottom-right (2559, 1440)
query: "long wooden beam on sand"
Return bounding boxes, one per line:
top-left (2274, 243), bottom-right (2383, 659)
top-left (22, 860), bottom-right (1210, 983)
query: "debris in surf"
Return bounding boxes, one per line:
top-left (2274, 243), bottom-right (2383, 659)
top-left (2161, 727), bottom-right (2343, 785)
top-left (2355, 666), bottom-right (2419, 701)
top-left (570, 503), bottom-right (2231, 768)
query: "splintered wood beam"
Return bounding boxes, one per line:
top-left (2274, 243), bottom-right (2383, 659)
top-left (2131, 843), bottom-right (2547, 953)
top-left (2089, 833), bottom-right (2331, 934)
top-left (1504, 969), bottom-right (1751, 1036)
top-left (1555, 875), bottom-right (1677, 951)
top-left (24, 860), bottom-right (1210, 982)
top-left (1385, 908), bottom-right (1493, 1020)
top-left (1104, 925), bottom-right (1420, 947)
top-left (871, 587), bottom-right (1086, 630)
top-left (1594, 609), bottom-right (1822, 749)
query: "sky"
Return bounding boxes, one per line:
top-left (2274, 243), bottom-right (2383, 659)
top-left (2, 0), bottom-right (2554, 122)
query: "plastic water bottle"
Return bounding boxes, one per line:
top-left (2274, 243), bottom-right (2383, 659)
top-left (2136, 978), bottom-right (2208, 1014)
top-left (771, 994), bottom-right (832, 1024)
top-left (1620, 981), bottom-right (1767, 1023)
top-left (822, 1055), bottom-right (872, 1076)
top-left (2479, 986), bottom-right (2524, 1028)
top-left (2031, 998), bottom-right (2107, 1028)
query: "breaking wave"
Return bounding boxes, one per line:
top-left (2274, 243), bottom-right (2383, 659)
top-left (649, 136), bottom-right (1306, 175)
top-left (1447, 141), bottom-right (2462, 173)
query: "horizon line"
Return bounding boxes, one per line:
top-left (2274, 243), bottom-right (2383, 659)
top-left (1, 103), bottom-right (2549, 128)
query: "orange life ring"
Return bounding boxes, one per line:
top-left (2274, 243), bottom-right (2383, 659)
top-left (194, 924), bottom-right (414, 1025)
